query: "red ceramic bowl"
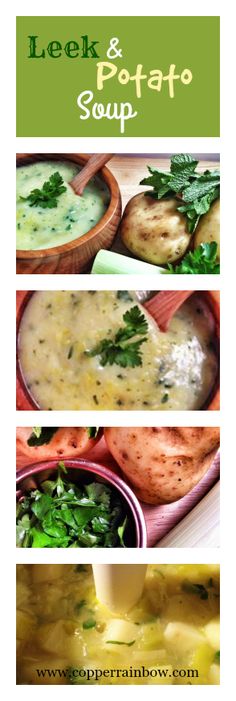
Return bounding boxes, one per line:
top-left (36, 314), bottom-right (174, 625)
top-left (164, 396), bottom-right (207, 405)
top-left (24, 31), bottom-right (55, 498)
top-left (16, 458), bottom-right (147, 548)
top-left (16, 290), bottom-right (220, 411)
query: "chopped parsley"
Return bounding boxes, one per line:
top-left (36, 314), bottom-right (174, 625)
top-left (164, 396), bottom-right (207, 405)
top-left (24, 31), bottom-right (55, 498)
top-left (16, 462), bottom-right (129, 548)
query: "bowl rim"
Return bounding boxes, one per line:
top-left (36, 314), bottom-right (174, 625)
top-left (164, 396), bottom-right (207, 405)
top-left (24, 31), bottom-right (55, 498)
top-left (16, 153), bottom-right (121, 259)
top-left (16, 457), bottom-right (147, 548)
top-left (16, 290), bottom-right (220, 411)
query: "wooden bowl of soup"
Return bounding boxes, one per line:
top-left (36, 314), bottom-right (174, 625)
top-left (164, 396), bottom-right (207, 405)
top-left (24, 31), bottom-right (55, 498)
top-left (16, 290), bottom-right (220, 412)
top-left (16, 458), bottom-right (147, 548)
top-left (16, 154), bottom-right (121, 274)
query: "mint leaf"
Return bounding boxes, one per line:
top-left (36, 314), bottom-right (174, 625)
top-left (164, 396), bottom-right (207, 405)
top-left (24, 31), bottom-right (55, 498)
top-left (170, 153), bottom-right (198, 173)
top-left (182, 178), bottom-right (220, 202)
top-left (170, 154), bottom-right (199, 192)
top-left (140, 155), bottom-right (220, 233)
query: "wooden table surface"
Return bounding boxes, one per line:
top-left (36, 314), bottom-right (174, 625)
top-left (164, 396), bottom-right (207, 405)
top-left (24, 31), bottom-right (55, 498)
top-left (105, 154), bottom-right (220, 257)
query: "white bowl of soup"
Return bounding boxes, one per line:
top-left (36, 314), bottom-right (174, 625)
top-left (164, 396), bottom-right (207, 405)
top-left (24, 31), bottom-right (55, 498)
top-left (16, 290), bottom-right (220, 411)
top-left (16, 154), bottom-right (121, 274)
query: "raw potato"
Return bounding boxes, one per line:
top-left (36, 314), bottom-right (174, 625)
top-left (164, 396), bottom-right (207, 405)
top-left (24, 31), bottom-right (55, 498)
top-left (194, 199), bottom-right (220, 260)
top-left (104, 427), bottom-right (220, 505)
top-left (120, 193), bottom-right (190, 265)
top-left (16, 427), bottom-right (99, 469)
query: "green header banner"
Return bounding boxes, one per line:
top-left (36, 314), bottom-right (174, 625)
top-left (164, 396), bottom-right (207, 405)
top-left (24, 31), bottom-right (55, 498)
top-left (16, 16), bottom-right (220, 137)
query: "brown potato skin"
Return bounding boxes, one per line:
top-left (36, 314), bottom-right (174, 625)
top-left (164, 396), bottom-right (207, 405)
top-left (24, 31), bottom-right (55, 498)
top-left (194, 199), bottom-right (220, 261)
top-left (104, 427), bottom-right (220, 504)
top-left (120, 193), bottom-right (190, 264)
top-left (16, 427), bottom-right (99, 470)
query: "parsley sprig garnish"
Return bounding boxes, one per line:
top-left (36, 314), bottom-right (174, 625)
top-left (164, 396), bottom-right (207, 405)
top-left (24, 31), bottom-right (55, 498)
top-left (140, 154), bottom-right (220, 233)
top-left (167, 242), bottom-right (220, 274)
top-left (86, 305), bottom-right (149, 368)
top-left (20, 171), bottom-right (67, 209)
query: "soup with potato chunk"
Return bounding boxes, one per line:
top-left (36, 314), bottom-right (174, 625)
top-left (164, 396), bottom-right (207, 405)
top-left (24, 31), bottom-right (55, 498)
top-left (16, 564), bottom-right (220, 685)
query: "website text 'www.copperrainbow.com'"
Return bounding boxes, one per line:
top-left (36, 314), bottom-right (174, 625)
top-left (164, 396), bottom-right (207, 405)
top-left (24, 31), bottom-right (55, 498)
top-left (35, 666), bottom-right (199, 682)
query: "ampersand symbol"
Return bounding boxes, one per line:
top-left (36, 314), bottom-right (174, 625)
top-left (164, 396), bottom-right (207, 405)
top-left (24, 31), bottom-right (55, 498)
top-left (107, 37), bottom-right (122, 59)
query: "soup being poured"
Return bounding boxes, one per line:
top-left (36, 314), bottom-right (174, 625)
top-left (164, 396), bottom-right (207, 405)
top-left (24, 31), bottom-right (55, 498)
top-left (16, 564), bottom-right (220, 685)
top-left (16, 161), bottom-right (110, 250)
top-left (18, 291), bottom-right (218, 411)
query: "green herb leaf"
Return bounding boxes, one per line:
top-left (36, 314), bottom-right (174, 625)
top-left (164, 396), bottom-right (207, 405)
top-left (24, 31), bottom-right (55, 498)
top-left (67, 345), bottom-right (74, 359)
top-left (214, 650), bottom-right (220, 664)
top-left (16, 466), bottom-right (129, 548)
top-left (31, 494), bottom-right (53, 520)
top-left (182, 580), bottom-right (209, 600)
top-left (171, 153), bottom-right (199, 173)
top-left (27, 427), bottom-right (58, 447)
top-left (161, 393), bottom-right (169, 404)
top-left (140, 155), bottom-right (220, 233)
top-left (86, 427), bottom-right (99, 439)
top-left (86, 305), bottom-right (149, 368)
top-left (32, 427), bottom-right (42, 438)
top-left (74, 600), bottom-right (87, 613)
top-left (182, 176), bottom-right (220, 203)
top-left (116, 291), bottom-right (133, 302)
top-left (117, 516), bottom-right (128, 547)
top-left (83, 619), bottom-right (96, 630)
top-left (167, 242), bottom-right (220, 275)
top-left (20, 171), bottom-right (67, 209)
top-left (106, 640), bottom-right (136, 647)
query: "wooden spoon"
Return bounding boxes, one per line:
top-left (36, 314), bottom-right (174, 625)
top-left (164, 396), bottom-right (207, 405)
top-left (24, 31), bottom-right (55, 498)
top-left (144, 291), bottom-right (193, 331)
top-left (70, 153), bottom-right (114, 196)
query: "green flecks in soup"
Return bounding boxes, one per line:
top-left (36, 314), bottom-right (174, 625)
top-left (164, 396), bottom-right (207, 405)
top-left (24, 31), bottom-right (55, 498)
top-left (16, 564), bottom-right (220, 686)
top-left (18, 291), bottom-right (218, 411)
top-left (16, 161), bottom-right (110, 250)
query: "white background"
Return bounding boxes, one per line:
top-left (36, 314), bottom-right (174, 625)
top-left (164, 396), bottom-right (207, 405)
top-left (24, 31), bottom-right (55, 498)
top-left (1, 0), bottom-right (234, 698)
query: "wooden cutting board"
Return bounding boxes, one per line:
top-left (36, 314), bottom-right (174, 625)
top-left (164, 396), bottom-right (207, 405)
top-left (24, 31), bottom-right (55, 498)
top-left (84, 436), bottom-right (220, 548)
top-left (106, 154), bottom-right (220, 258)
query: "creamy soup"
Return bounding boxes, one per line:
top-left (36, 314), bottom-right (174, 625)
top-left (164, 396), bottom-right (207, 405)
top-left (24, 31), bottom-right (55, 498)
top-left (16, 564), bottom-right (220, 685)
top-left (18, 291), bottom-right (218, 411)
top-left (16, 161), bottom-right (110, 250)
